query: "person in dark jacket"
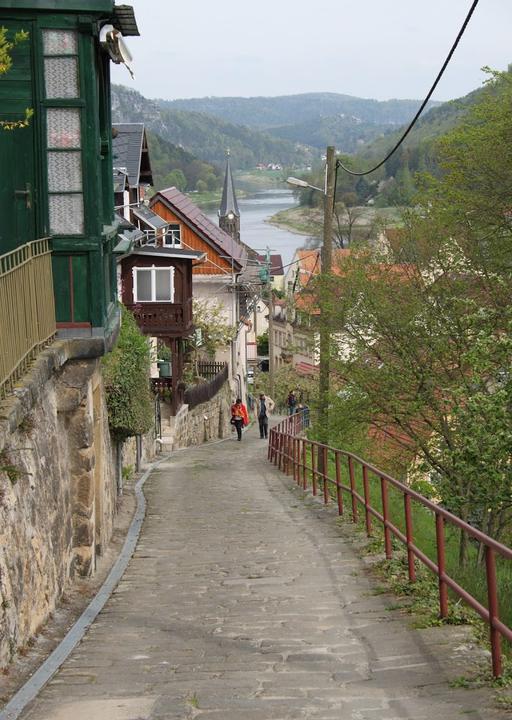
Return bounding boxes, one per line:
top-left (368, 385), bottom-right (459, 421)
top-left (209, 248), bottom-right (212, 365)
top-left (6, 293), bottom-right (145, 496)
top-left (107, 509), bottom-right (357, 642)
top-left (256, 393), bottom-right (275, 439)
top-left (287, 390), bottom-right (297, 416)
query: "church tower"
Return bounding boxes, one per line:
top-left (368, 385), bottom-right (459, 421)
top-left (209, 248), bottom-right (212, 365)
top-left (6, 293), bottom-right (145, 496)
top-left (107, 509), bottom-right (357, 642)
top-left (219, 150), bottom-right (240, 241)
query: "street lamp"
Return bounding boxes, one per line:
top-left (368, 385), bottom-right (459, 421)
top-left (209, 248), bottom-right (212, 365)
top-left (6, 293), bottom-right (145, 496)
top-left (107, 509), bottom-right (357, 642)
top-left (286, 148), bottom-right (336, 457)
top-left (286, 176), bottom-right (325, 194)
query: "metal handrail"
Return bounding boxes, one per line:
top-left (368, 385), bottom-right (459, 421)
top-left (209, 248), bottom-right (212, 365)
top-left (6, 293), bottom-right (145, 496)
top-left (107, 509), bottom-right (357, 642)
top-left (184, 363), bottom-right (228, 410)
top-left (268, 413), bottom-right (512, 678)
top-left (0, 240), bottom-right (56, 398)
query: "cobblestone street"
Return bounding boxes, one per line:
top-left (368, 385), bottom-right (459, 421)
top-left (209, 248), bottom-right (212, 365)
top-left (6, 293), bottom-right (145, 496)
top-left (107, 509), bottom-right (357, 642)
top-left (19, 423), bottom-right (501, 719)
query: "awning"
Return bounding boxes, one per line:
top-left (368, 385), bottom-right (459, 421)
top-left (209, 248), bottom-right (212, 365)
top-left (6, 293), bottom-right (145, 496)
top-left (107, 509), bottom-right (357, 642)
top-left (132, 205), bottom-right (169, 231)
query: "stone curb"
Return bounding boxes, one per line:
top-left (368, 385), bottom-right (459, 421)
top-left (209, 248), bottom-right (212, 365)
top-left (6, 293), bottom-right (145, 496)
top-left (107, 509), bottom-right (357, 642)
top-left (0, 451), bottom-right (170, 720)
top-left (0, 429), bottom-right (243, 720)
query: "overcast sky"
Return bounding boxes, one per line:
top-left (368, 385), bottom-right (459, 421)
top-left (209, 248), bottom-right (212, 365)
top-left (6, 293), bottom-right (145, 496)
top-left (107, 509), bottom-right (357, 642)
top-left (111, 0), bottom-right (512, 102)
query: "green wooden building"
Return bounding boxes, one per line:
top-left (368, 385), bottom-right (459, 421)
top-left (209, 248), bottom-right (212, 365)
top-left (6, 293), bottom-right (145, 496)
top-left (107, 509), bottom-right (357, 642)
top-left (0, 1), bottom-right (138, 351)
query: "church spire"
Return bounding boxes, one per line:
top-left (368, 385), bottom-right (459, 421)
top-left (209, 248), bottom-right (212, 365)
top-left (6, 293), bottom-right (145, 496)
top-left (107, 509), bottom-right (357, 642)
top-left (219, 149), bottom-right (240, 242)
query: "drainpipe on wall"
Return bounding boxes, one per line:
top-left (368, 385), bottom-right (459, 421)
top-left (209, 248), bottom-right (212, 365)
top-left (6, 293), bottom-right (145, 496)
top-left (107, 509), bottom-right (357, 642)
top-left (116, 441), bottom-right (123, 496)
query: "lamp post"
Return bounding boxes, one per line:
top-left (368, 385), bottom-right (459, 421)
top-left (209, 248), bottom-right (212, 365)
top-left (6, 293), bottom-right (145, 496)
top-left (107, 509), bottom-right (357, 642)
top-left (255, 247), bottom-right (275, 400)
top-left (287, 146), bottom-right (336, 457)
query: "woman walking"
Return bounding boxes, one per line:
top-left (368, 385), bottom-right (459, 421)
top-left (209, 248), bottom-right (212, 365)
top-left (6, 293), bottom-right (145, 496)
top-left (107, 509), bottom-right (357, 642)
top-left (231, 398), bottom-right (249, 441)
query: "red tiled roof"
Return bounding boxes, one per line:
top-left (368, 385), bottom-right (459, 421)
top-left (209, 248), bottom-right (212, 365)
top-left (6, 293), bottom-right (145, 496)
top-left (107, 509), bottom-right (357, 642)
top-left (256, 253), bottom-right (284, 276)
top-left (150, 187), bottom-right (247, 268)
top-left (295, 361), bottom-right (317, 376)
top-left (295, 248), bottom-right (352, 282)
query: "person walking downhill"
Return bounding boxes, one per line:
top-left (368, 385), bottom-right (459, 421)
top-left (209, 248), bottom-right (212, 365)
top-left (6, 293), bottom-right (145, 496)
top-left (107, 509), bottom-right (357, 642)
top-left (256, 392), bottom-right (275, 439)
top-left (230, 397), bottom-right (249, 441)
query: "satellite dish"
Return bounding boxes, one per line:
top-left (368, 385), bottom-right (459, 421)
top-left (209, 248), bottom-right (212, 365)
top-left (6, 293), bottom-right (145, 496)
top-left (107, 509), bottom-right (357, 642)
top-left (117, 34), bottom-right (133, 65)
top-left (99, 24), bottom-right (134, 78)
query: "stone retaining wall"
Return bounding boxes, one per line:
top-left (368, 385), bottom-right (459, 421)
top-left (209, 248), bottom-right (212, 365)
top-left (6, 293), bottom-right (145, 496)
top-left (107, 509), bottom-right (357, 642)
top-left (171, 381), bottom-right (232, 449)
top-left (0, 343), bottom-right (131, 667)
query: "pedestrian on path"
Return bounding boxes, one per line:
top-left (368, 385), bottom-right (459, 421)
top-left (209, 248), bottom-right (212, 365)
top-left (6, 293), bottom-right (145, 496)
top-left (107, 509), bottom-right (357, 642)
top-left (287, 390), bottom-right (297, 416)
top-left (256, 392), bottom-right (274, 439)
top-left (230, 397), bottom-right (249, 441)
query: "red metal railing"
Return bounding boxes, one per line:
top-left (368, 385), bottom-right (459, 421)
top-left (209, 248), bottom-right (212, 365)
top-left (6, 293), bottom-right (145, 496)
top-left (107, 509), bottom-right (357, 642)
top-left (268, 413), bottom-right (512, 678)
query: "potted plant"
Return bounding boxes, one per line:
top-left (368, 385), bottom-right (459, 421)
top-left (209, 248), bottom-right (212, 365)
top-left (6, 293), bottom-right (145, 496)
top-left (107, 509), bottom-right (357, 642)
top-left (157, 341), bottom-right (172, 378)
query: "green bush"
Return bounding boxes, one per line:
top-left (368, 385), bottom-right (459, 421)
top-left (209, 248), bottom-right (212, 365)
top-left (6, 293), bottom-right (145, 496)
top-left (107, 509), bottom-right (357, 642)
top-left (102, 306), bottom-right (154, 442)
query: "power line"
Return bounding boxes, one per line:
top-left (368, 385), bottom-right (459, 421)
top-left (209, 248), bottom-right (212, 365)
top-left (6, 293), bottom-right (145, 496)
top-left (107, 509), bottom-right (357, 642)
top-left (336, 0), bottom-right (480, 178)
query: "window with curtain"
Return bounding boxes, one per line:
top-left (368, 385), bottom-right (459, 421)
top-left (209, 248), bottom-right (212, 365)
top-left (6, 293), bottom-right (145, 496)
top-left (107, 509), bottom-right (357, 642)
top-left (133, 266), bottom-right (175, 303)
top-left (43, 29), bottom-right (84, 235)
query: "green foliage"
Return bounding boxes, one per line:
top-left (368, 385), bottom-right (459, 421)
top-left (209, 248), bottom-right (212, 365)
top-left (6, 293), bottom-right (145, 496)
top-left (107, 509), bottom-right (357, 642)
top-left (0, 27), bottom-right (32, 130)
top-left (161, 169), bottom-right (187, 191)
top-left (374, 555), bottom-right (476, 628)
top-left (0, 27), bottom-right (28, 75)
top-left (112, 85), bottom-right (314, 170)
top-left (323, 69), bottom-right (512, 549)
top-left (160, 92), bottom-right (438, 132)
top-left (255, 364), bottom-right (315, 410)
top-left (121, 465), bottom-right (134, 483)
top-left (0, 451), bottom-right (30, 485)
top-left (146, 130), bottom-right (221, 192)
top-left (269, 113), bottom-right (396, 154)
top-left (191, 299), bottom-right (236, 359)
top-left (343, 70), bottom-right (512, 206)
top-left (256, 331), bottom-right (269, 356)
top-left (102, 306), bottom-right (153, 442)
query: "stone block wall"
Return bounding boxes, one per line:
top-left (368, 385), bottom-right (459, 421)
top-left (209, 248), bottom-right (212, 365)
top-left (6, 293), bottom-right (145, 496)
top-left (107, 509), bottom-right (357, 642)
top-left (121, 430), bottom-right (157, 475)
top-left (171, 381), bottom-right (232, 449)
top-left (0, 345), bottom-right (118, 667)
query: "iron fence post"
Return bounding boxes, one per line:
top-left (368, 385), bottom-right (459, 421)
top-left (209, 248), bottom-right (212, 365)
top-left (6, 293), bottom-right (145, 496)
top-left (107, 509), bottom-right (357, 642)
top-left (435, 514), bottom-right (449, 618)
top-left (404, 494), bottom-right (416, 582)
top-left (311, 444), bottom-right (317, 496)
top-left (335, 451), bottom-right (343, 516)
top-left (380, 476), bottom-right (392, 559)
top-left (362, 465), bottom-right (372, 536)
top-left (349, 456), bottom-right (358, 522)
top-left (323, 446), bottom-right (329, 504)
top-left (485, 546), bottom-right (502, 678)
top-left (302, 440), bottom-right (307, 490)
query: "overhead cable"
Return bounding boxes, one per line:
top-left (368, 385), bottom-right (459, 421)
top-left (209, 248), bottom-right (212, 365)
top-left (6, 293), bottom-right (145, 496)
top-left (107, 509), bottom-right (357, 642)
top-left (336, 0), bottom-right (480, 178)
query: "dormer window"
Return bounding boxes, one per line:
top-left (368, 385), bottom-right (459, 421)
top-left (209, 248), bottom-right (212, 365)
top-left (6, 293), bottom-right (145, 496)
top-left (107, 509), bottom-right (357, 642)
top-left (164, 224), bottom-right (181, 247)
top-left (133, 266), bottom-right (175, 303)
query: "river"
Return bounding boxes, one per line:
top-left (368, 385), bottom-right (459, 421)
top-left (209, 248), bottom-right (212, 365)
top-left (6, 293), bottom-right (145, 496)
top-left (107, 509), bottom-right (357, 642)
top-left (206, 188), bottom-right (312, 266)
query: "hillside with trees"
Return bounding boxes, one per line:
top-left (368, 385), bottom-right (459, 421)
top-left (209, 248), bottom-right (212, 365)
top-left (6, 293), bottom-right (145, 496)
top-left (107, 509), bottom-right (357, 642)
top-left (146, 131), bottom-right (222, 193)
top-left (306, 70), bottom-right (512, 564)
top-left (158, 92), bottom-right (439, 129)
top-left (112, 85), bottom-right (316, 171)
top-left (292, 71), bottom-right (511, 208)
top-left (268, 114), bottom-right (395, 154)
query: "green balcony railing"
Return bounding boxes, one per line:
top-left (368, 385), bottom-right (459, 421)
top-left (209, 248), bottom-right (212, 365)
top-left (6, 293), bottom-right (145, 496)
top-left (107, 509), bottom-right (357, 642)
top-left (0, 240), bottom-right (56, 399)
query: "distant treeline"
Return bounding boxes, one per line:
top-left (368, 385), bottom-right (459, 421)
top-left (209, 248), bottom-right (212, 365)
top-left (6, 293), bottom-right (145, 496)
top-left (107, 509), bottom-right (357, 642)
top-left (295, 74), bottom-right (508, 208)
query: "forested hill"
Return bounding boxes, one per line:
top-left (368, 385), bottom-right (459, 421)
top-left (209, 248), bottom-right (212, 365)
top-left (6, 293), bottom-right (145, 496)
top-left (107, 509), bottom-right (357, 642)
top-left (348, 83), bottom-right (490, 205)
top-left (357, 84), bottom-right (484, 165)
top-left (297, 73), bottom-right (509, 207)
top-left (157, 92), bottom-right (440, 130)
top-left (111, 85), bottom-right (316, 170)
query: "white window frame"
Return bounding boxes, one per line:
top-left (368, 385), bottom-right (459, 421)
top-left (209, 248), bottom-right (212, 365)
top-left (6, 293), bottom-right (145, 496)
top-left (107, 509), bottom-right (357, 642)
top-left (164, 223), bottom-right (182, 247)
top-left (132, 265), bottom-right (175, 303)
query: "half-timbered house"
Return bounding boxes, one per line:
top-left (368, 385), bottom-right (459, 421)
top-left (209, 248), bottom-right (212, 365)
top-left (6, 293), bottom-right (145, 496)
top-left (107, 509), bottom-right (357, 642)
top-left (149, 187), bottom-right (249, 399)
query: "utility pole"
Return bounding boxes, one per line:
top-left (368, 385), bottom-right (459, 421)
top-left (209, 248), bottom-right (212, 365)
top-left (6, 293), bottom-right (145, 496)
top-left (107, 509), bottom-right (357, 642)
top-left (318, 146), bottom-right (336, 451)
top-left (256, 247), bottom-right (275, 400)
top-left (268, 266), bottom-right (274, 400)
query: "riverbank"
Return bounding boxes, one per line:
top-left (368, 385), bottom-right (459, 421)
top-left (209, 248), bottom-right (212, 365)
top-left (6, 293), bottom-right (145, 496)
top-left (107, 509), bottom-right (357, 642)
top-left (268, 205), bottom-right (404, 237)
top-left (188, 171), bottom-right (286, 210)
top-left (268, 205), bottom-right (323, 236)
